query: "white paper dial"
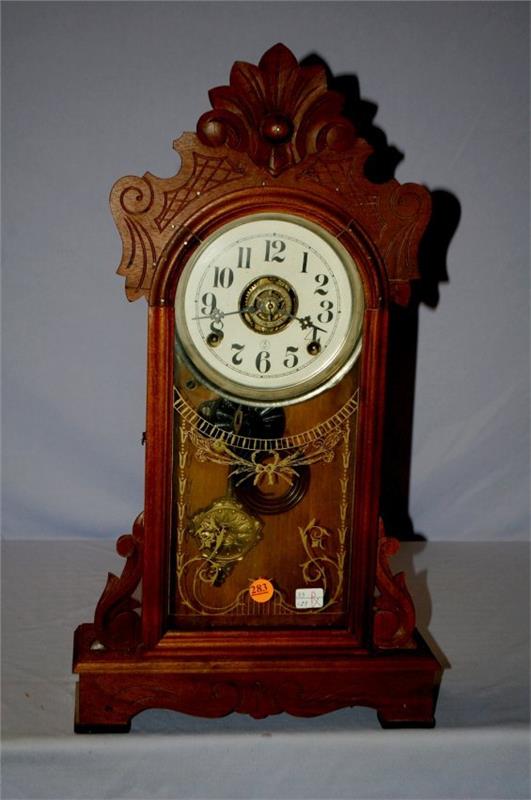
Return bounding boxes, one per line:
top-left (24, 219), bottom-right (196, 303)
top-left (175, 213), bottom-right (364, 405)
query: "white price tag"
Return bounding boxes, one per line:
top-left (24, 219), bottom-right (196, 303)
top-left (295, 588), bottom-right (324, 609)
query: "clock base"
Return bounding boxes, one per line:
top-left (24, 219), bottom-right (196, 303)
top-left (73, 624), bottom-right (441, 731)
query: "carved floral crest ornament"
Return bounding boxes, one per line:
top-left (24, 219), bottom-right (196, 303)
top-left (112, 43), bottom-right (429, 303)
top-left (73, 44), bottom-right (442, 732)
top-left (197, 44), bottom-right (356, 175)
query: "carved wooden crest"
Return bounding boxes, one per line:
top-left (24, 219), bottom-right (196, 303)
top-left (110, 44), bottom-right (430, 303)
top-left (197, 44), bottom-right (356, 175)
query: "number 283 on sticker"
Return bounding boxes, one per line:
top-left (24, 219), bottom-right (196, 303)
top-left (249, 578), bottom-right (274, 603)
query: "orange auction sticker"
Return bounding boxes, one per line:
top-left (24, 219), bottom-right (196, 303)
top-left (249, 578), bottom-right (274, 603)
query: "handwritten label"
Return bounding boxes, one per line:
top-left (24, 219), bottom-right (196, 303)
top-left (295, 588), bottom-right (324, 609)
top-left (249, 578), bottom-right (274, 603)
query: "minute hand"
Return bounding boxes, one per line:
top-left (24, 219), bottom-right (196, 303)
top-left (192, 305), bottom-right (256, 322)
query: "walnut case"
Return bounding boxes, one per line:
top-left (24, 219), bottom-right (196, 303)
top-left (73, 44), bottom-right (441, 731)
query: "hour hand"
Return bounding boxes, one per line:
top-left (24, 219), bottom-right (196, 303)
top-left (278, 310), bottom-right (325, 354)
top-left (279, 309), bottom-right (326, 340)
top-left (297, 315), bottom-right (326, 338)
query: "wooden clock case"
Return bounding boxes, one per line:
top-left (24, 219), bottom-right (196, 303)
top-left (73, 44), bottom-right (441, 731)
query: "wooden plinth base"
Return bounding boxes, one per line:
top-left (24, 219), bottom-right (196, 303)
top-left (73, 624), bottom-right (441, 732)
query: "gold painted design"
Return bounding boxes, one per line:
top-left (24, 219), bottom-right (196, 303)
top-left (189, 495), bottom-right (263, 585)
top-left (173, 388), bottom-right (359, 451)
top-left (337, 417), bottom-right (351, 578)
top-left (176, 517), bottom-right (347, 616)
top-left (176, 421), bottom-right (190, 582)
top-left (174, 390), bottom-right (356, 617)
top-left (293, 420), bottom-right (352, 611)
top-left (188, 426), bottom-right (343, 489)
top-left (298, 521), bottom-right (340, 605)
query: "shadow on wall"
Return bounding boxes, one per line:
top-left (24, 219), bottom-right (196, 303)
top-left (302, 53), bottom-right (462, 543)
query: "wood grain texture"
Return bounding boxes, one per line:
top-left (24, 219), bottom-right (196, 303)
top-left (373, 520), bottom-right (416, 649)
top-left (74, 623), bottom-right (440, 729)
top-left (74, 44), bottom-right (440, 731)
top-left (92, 513), bottom-right (144, 653)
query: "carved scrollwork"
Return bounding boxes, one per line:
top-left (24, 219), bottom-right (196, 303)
top-left (296, 153), bottom-right (431, 292)
top-left (119, 176), bottom-right (155, 216)
top-left (377, 182), bottom-right (431, 285)
top-left (109, 677), bottom-right (306, 720)
top-left (197, 43), bottom-right (356, 176)
top-left (92, 513), bottom-right (144, 653)
top-left (112, 173), bottom-right (161, 301)
top-left (110, 44), bottom-right (430, 302)
top-left (373, 519), bottom-right (416, 649)
top-left (155, 153), bottom-right (246, 232)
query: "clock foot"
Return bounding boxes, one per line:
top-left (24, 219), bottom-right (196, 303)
top-left (74, 721), bottom-right (132, 734)
top-left (74, 673), bottom-right (134, 734)
top-left (377, 709), bottom-right (436, 729)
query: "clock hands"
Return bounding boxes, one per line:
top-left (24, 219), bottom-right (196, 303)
top-left (196, 298), bottom-right (325, 357)
top-left (242, 290), bottom-right (322, 336)
top-left (284, 312), bottom-right (326, 340)
top-left (262, 304), bottom-right (325, 351)
top-left (192, 306), bottom-right (256, 322)
top-left (194, 305), bottom-right (256, 347)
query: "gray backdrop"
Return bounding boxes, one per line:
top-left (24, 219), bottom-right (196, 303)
top-left (2, 1), bottom-right (529, 542)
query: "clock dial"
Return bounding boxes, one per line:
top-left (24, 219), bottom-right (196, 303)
top-left (175, 214), bottom-right (364, 405)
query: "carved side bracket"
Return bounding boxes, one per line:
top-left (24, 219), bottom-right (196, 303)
top-left (373, 518), bottom-right (416, 649)
top-left (110, 44), bottom-right (431, 303)
top-left (92, 513), bottom-right (144, 653)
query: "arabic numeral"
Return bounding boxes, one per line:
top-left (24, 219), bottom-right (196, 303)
top-left (201, 292), bottom-right (217, 315)
top-left (264, 239), bottom-right (286, 262)
top-left (283, 346), bottom-right (299, 368)
top-left (255, 351), bottom-right (271, 373)
top-left (301, 251), bottom-right (309, 273)
top-left (213, 266), bottom-right (234, 288)
top-left (314, 274), bottom-right (329, 295)
top-left (317, 299), bottom-right (334, 324)
top-left (231, 343), bottom-right (245, 365)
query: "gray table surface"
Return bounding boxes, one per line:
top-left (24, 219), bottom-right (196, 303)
top-left (2, 540), bottom-right (529, 800)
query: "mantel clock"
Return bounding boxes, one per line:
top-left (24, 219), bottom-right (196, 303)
top-left (73, 44), bottom-right (441, 731)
